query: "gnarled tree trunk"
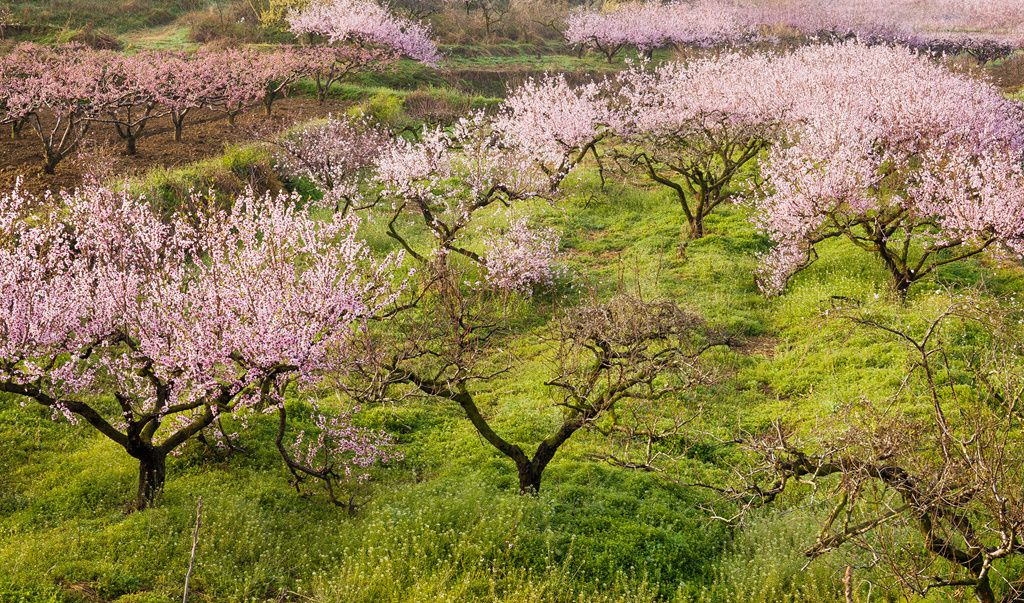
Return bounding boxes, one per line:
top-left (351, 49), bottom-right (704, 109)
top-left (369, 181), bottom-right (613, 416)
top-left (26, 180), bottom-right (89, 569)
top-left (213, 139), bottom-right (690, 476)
top-left (134, 449), bottom-right (167, 510)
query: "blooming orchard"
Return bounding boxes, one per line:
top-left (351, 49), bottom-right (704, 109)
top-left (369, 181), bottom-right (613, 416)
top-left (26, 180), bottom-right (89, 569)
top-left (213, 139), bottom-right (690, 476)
top-left (565, 1), bottom-right (752, 61)
top-left (0, 182), bottom-right (404, 508)
top-left (0, 35), bottom-right (416, 173)
top-left (565, 0), bottom-right (1024, 61)
top-left (3, 0), bottom-right (1024, 522)
top-left (752, 0), bottom-right (1024, 61)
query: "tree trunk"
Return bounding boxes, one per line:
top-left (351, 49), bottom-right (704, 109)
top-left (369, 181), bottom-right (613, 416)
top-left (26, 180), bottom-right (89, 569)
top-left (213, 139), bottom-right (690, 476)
top-left (136, 450), bottom-right (167, 510)
top-left (173, 120), bottom-right (184, 142)
top-left (686, 215), bottom-right (704, 240)
top-left (264, 96), bottom-right (274, 116)
top-left (974, 575), bottom-right (995, 603)
top-left (43, 151), bottom-right (58, 174)
top-left (517, 461), bottom-right (542, 494)
top-left (894, 277), bottom-right (910, 302)
top-left (126, 134), bottom-right (137, 155)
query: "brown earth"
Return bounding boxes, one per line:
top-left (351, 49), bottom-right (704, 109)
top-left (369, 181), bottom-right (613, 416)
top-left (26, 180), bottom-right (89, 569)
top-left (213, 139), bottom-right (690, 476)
top-left (0, 96), bottom-right (353, 195)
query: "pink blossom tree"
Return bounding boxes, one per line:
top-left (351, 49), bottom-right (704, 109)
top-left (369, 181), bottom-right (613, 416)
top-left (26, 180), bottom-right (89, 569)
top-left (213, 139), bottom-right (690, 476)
top-left (156, 51), bottom-right (219, 143)
top-left (373, 115), bottom-right (547, 264)
top-left (256, 47), bottom-right (309, 117)
top-left (198, 47), bottom-right (267, 126)
top-left (492, 74), bottom-right (611, 186)
top-left (371, 76), bottom-right (606, 283)
top-left (269, 90), bottom-right (585, 291)
top-left (610, 53), bottom-right (786, 242)
top-left (287, 0), bottom-right (442, 65)
top-left (749, 43), bottom-right (1024, 297)
top-left (565, 0), bottom-right (1024, 63)
top-left (2, 44), bottom-right (101, 174)
top-left (564, 2), bottom-right (660, 62)
top-left (272, 115), bottom-right (389, 214)
top-left (88, 50), bottom-right (173, 155)
top-left (300, 44), bottom-right (397, 104)
top-left (0, 182), bottom-right (404, 509)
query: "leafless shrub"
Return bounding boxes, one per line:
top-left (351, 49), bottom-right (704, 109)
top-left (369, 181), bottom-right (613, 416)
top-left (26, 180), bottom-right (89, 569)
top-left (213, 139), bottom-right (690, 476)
top-left (705, 299), bottom-right (1024, 603)
top-left (342, 260), bottom-right (729, 493)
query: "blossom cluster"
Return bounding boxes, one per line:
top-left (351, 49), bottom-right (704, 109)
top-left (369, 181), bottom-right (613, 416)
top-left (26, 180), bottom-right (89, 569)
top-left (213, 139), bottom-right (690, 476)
top-left (290, 405), bottom-right (404, 485)
top-left (0, 180), bottom-right (404, 437)
top-left (287, 0), bottom-right (442, 65)
top-left (492, 74), bottom-right (611, 178)
top-left (483, 218), bottom-right (561, 294)
top-left (273, 115), bottom-right (390, 213)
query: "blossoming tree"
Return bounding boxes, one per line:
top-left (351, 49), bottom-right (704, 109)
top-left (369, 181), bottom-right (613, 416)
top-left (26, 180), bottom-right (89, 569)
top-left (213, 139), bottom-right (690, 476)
top-left (750, 44), bottom-right (1024, 297)
top-left (374, 76), bottom-right (608, 271)
top-left (288, 0), bottom-right (442, 65)
top-left (611, 53), bottom-right (786, 242)
top-left (89, 50), bottom-right (173, 155)
top-left (273, 115), bottom-right (390, 214)
top-left (0, 182), bottom-right (404, 509)
top-left (1, 44), bottom-right (101, 174)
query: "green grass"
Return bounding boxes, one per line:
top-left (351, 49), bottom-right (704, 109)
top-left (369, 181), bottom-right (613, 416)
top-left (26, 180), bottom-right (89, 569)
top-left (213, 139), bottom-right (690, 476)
top-left (4, 139), bottom-right (1024, 602)
top-left (8, 0), bottom-right (212, 36)
top-left (119, 24), bottom-right (198, 51)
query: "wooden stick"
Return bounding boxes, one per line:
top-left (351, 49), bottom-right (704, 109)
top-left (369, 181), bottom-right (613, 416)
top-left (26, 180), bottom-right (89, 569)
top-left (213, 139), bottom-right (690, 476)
top-left (183, 497), bottom-right (203, 603)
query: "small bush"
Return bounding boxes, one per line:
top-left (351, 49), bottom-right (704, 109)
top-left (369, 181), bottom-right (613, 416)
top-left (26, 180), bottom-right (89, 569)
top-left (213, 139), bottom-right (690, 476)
top-left (55, 25), bottom-right (123, 50)
top-left (349, 90), bottom-right (407, 126)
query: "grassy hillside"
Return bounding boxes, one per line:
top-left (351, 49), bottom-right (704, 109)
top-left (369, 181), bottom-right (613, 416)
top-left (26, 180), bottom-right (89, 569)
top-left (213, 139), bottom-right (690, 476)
top-left (7, 0), bottom-right (209, 35)
top-left (3, 147), bottom-right (1022, 602)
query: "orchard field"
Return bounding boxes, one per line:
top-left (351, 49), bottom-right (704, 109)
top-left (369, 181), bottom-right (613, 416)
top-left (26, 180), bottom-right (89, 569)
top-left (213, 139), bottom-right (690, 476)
top-left (3, 1), bottom-right (1024, 602)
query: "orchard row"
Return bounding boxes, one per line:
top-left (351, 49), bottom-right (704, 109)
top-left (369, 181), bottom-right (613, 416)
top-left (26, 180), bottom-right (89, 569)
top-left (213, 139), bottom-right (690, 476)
top-left (565, 0), bottom-right (1024, 63)
top-left (0, 0), bottom-right (438, 173)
